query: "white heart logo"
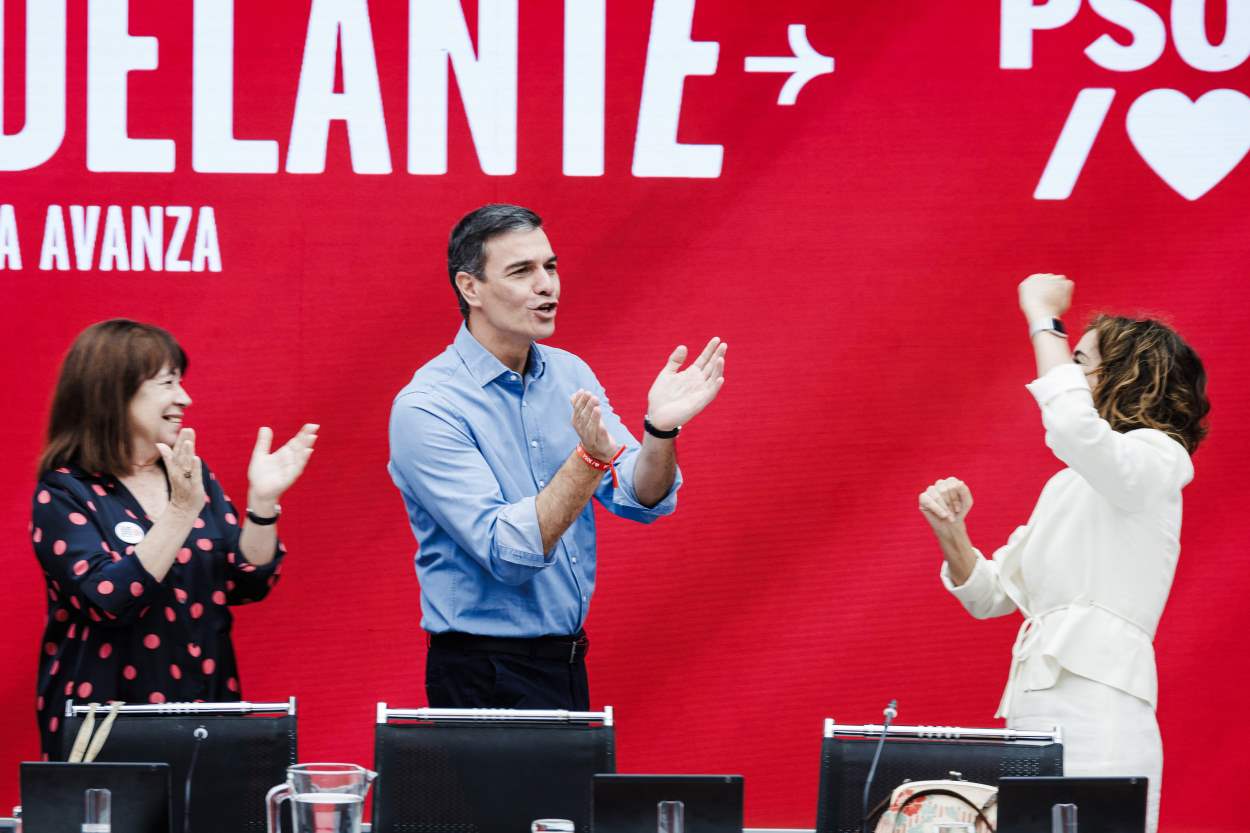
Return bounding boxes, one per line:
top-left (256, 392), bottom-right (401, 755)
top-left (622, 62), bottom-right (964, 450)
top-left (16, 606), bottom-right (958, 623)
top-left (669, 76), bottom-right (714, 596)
top-left (1126, 89), bottom-right (1250, 200)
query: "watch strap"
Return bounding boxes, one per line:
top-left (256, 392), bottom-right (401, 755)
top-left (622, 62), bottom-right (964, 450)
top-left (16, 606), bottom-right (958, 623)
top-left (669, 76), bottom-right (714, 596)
top-left (245, 505), bottom-right (281, 525)
top-left (643, 416), bottom-right (681, 439)
top-left (1028, 317), bottom-right (1067, 338)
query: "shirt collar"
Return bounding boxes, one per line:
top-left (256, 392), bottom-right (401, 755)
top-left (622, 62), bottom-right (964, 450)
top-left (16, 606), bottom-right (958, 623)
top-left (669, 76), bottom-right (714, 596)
top-left (453, 323), bottom-right (546, 387)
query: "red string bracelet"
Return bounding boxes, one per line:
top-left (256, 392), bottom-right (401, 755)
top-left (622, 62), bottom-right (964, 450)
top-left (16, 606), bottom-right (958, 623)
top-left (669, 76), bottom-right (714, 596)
top-left (575, 443), bottom-right (625, 487)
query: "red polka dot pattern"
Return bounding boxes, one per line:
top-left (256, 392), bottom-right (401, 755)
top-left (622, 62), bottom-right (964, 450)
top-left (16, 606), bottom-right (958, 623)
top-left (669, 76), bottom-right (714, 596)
top-left (32, 465), bottom-right (287, 757)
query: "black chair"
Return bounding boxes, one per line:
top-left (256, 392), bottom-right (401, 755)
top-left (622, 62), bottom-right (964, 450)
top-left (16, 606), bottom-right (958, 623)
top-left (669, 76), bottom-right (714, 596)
top-left (60, 698), bottom-right (297, 833)
top-left (815, 718), bottom-right (1063, 833)
top-left (372, 704), bottom-right (616, 833)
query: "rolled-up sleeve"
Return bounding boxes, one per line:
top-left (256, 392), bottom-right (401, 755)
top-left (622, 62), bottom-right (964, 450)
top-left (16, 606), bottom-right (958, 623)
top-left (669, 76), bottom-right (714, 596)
top-left (389, 397), bottom-right (552, 584)
top-left (582, 368), bottom-right (681, 523)
top-left (1026, 363), bottom-right (1191, 512)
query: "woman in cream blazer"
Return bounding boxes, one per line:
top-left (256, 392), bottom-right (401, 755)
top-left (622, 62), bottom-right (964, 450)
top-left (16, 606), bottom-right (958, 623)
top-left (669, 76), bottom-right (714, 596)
top-left (918, 274), bottom-right (1210, 833)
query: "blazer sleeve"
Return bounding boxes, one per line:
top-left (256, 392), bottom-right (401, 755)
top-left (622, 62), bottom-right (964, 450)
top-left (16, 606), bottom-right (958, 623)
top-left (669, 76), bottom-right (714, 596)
top-left (1026, 363), bottom-right (1193, 513)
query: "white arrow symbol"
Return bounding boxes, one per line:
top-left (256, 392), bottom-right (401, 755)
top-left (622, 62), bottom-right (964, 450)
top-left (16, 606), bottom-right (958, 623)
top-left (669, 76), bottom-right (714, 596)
top-left (744, 24), bottom-right (834, 106)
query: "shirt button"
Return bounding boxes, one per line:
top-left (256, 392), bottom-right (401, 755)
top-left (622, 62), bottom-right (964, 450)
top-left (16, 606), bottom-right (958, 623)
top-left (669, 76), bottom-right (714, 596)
top-left (522, 401), bottom-right (527, 407)
top-left (511, 374), bottom-right (519, 382)
top-left (571, 556), bottom-right (578, 564)
top-left (538, 479), bottom-right (546, 486)
top-left (530, 440), bottom-right (538, 448)
top-left (582, 595), bottom-right (587, 602)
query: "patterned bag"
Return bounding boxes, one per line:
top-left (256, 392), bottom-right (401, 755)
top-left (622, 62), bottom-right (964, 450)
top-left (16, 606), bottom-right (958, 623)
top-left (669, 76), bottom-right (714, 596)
top-left (871, 776), bottom-right (997, 833)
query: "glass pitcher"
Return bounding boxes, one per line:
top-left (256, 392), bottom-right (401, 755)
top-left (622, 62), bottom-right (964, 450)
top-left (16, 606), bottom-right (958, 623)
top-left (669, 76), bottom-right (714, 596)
top-left (266, 763), bottom-right (377, 833)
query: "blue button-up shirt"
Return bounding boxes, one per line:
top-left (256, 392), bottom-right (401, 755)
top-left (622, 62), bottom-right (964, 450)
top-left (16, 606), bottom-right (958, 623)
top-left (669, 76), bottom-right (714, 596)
top-left (388, 324), bottom-right (681, 637)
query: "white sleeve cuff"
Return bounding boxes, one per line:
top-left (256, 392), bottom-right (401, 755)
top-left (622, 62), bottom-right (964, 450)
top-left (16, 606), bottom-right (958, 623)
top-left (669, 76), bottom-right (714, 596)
top-left (940, 550), bottom-right (993, 599)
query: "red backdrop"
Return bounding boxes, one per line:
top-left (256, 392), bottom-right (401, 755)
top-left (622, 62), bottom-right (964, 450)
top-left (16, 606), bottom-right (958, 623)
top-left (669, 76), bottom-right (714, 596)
top-left (3, 2), bottom-right (1249, 830)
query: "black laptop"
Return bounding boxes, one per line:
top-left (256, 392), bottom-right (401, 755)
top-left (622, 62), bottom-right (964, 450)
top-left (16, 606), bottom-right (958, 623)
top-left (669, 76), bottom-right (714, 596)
top-left (20, 762), bottom-right (173, 833)
top-left (997, 776), bottom-right (1148, 833)
top-left (593, 775), bottom-right (743, 833)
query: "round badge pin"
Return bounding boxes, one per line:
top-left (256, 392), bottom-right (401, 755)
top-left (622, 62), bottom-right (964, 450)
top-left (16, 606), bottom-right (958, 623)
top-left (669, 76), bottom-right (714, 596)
top-left (114, 521), bottom-right (145, 544)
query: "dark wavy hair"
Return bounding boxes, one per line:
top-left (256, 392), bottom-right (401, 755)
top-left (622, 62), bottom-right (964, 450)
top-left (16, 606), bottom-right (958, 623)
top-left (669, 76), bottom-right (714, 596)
top-left (1087, 314), bottom-right (1209, 453)
top-left (39, 319), bottom-right (188, 477)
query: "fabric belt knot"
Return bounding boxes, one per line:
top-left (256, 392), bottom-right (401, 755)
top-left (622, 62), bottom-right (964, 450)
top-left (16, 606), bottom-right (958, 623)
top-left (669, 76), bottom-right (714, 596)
top-left (998, 604), bottom-right (1069, 719)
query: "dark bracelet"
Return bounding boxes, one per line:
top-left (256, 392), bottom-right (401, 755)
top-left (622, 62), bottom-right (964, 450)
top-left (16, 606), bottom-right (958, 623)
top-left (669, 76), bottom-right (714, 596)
top-left (246, 505), bottom-right (281, 525)
top-left (643, 415), bottom-right (681, 439)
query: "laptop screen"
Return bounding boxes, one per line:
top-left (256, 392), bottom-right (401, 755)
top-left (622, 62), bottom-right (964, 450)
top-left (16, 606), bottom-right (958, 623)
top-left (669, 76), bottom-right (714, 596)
top-left (996, 776), bottom-right (1147, 833)
top-left (20, 762), bottom-right (173, 833)
top-left (593, 774), bottom-right (743, 833)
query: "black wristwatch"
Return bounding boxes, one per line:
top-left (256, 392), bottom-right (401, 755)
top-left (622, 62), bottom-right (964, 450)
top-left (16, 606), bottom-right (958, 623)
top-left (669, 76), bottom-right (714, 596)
top-left (643, 415), bottom-right (681, 439)
top-left (246, 505), bottom-right (281, 525)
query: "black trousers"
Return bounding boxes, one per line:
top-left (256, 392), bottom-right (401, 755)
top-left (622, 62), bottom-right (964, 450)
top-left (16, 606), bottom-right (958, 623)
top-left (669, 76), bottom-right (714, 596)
top-left (425, 636), bottom-right (590, 710)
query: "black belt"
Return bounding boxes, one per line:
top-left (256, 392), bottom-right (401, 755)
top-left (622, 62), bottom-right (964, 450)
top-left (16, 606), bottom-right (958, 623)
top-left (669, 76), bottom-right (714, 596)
top-left (429, 631), bottom-right (590, 664)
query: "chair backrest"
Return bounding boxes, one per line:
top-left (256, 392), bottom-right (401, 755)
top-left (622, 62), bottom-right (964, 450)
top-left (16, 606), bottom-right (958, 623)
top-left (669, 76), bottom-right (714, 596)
top-left (815, 719), bottom-right (1063, 833)
top-left (59, 699), bottom-right (297, 833)
top-left (373, 704), bottom-right (616, 833)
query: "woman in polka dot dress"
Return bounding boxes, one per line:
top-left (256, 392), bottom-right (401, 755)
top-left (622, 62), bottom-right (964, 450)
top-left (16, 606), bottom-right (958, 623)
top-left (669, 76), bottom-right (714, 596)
top-left (31, 319), bottom-right (318, 758)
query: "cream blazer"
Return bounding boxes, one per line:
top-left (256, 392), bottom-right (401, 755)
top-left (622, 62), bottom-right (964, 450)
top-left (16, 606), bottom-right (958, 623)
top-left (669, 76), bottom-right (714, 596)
top-left (941, 363), bottom-right (1194, 718)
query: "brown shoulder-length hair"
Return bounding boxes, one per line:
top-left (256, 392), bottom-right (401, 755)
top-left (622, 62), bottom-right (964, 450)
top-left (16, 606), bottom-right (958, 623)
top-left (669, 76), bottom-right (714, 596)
top-left (1087, 314), bottom-right (1210, 454)
top-left (39, 320), bottom-right (188, 478)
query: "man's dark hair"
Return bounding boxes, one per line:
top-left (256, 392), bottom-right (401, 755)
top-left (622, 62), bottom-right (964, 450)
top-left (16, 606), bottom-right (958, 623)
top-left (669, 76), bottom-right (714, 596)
top-left (447, 204), bottom-right (543, 320)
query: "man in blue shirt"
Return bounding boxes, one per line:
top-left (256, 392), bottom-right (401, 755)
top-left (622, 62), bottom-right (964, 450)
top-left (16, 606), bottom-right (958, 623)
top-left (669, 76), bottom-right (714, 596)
top-left (388, 204), bottom-right (727, 709)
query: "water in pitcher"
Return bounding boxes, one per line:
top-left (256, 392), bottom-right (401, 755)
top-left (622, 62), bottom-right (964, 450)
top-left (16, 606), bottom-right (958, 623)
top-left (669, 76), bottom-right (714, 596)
top-left (291, 792), bottom-right (364, 833)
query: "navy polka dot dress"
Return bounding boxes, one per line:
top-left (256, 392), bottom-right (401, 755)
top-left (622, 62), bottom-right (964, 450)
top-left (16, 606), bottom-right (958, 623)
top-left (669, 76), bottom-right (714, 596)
top-left (30, 462), bottom-right (284, 758)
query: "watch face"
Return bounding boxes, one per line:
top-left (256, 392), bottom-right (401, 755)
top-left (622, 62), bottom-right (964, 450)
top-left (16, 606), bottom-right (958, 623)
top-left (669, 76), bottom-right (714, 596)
top-left (1052, 318), bottom-right (1067, 334)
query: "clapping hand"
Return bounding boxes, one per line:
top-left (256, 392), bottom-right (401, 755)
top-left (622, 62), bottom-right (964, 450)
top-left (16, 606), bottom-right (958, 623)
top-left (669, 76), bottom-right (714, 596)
top-left (157, 428), bottom-right (206, 513)
top-left (646, 337), bottom-right (728, 432)
top-left (570, 390), bottom-right (619, 462)
top-left (247, 424), bottom-right (319, 504)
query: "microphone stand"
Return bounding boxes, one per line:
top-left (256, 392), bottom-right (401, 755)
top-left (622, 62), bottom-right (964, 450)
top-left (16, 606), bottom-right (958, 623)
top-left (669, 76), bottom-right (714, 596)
top-left (861, 700), bottom-right (898, 833)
